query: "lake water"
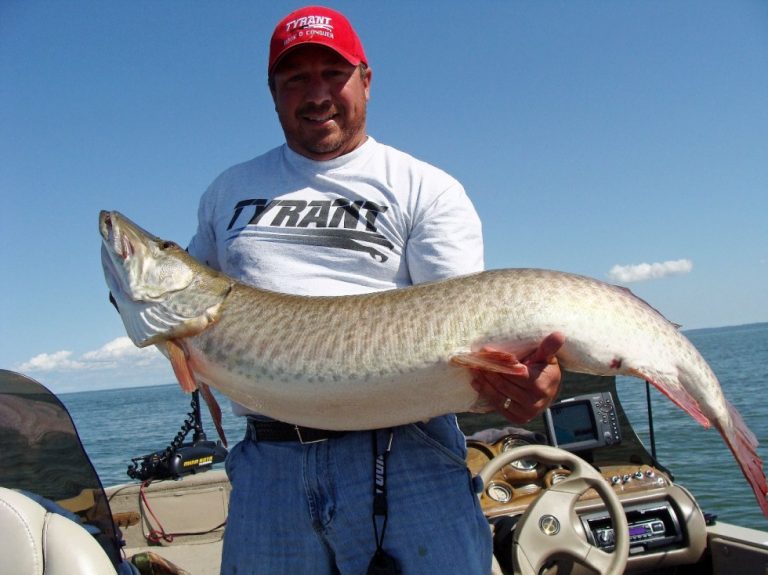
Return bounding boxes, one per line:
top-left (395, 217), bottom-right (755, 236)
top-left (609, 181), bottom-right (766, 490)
top-left (60, 322), bottom-right (768, 531)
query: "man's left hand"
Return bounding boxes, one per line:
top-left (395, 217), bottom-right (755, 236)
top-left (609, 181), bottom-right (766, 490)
top-left (468, 332), bottom-right (565, 424)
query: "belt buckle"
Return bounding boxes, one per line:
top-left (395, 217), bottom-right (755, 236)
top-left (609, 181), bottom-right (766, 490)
top-left (295, 425), bottom-right (327, 445)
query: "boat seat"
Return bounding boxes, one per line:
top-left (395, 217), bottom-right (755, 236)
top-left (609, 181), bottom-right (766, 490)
top-left (0, 487), bottom-right (117, 575)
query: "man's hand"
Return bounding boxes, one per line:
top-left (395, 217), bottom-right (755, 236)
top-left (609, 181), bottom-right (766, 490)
top-left (468, 332), bottom-right (565, 424)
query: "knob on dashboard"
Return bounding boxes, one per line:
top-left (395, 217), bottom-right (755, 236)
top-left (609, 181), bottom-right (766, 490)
top-left (597, 528), bottom-right (616, 546)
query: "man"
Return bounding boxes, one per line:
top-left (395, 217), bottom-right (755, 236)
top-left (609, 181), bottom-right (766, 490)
top-left (188, 6), bottom-right (563, 574)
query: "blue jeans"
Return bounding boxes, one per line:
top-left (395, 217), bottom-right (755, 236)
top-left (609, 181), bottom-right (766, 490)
top-left (221, 415), bottom-right (492, 574)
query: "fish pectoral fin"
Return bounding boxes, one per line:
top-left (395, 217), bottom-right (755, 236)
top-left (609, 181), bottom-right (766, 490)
top-left (199, 382), bottom-right (228, 447)
top-left (165, 341), bottom-right (228, 447)
top-left (166, 340), bottom-right (198, 393)
top-left (630, 368), bottom-right (711, 428)
top-left (450, 350), bottom-right (528, 376)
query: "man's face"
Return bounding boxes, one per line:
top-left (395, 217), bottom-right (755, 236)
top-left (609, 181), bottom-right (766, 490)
top-left (271, 44), bottom-right (371, 161)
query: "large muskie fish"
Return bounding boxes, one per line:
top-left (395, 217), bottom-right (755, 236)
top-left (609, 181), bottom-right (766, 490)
top-left (100, 210), bottom-right (767, 516)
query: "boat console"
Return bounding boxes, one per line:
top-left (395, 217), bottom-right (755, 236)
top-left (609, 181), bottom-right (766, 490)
top-left (460, 372), bottom-right (708, 574)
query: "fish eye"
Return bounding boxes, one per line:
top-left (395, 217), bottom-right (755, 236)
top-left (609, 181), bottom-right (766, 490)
top-left (159, 241), bottom-right (177, 250)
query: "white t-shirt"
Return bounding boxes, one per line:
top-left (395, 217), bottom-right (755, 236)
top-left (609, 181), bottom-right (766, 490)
top-left (188, 137), bottom-right (483, 295)
top-left (187, 137), bottom-right (484, 416)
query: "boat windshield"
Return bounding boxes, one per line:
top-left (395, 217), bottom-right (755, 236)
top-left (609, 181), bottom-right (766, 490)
top-left (0, 369), bottom-right (122, 568)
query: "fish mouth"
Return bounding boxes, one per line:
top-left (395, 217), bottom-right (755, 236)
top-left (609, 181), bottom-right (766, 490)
top-left (100, 211), bottom-right (124, 257)
top-left (99, 210), bottom-right (117, 243)
top-left (99, 211), bottom-right (131, 300)
top-left (99, 210), bottom-right (144, 260)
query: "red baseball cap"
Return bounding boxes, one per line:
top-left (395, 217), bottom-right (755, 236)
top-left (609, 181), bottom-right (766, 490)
top-left (268, 6), bottom-right (368, 76)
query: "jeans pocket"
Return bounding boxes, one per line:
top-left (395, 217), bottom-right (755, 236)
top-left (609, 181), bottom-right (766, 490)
top-left (403, 420), bottom-right (468, 469)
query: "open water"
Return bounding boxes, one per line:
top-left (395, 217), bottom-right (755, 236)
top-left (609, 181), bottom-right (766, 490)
top-left (59, 322), bottom-right (768, 531)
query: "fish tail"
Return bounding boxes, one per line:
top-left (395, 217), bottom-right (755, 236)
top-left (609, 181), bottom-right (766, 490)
top-left (716, 401), bottom-right (768, 517)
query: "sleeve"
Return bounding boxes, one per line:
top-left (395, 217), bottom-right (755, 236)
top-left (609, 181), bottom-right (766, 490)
top-left (406, 179), bottom-right (484, 284)
top-left (186, 183), bottom-right (221, 271)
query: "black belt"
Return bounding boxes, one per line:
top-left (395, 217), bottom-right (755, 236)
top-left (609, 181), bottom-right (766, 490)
top-left (245, 417), bottom-right (346, 444)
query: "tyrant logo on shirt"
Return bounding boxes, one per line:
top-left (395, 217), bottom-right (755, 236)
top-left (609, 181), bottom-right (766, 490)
top-left (225, 198), bottom-right (394, 262)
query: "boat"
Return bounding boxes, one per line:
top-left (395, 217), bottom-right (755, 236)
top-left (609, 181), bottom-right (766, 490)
top-left (1, 367), bottom-right (767, 574)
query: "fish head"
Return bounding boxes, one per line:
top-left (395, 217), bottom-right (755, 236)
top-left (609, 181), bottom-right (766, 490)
top-left (100, 210), bottom-right (231, 347)
top-left (100, 210), bottom-right (195, 302)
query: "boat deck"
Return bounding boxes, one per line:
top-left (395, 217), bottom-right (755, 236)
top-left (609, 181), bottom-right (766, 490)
top-left (106, 470), bottom-right (229, 574)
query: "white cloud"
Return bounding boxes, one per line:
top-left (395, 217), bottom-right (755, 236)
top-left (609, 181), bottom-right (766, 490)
top-left (82, 337), bottom-right (162, 366)
top-left (608, 259), bottom-right (693, 283)
top-left (18, 350), bottom-right (87, 372)
top-left (17, 337), bottom-right (164, 373)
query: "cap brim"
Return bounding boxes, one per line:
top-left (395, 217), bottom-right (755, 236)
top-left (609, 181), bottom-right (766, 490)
top-left (269, 41), bottom-right (363, 76)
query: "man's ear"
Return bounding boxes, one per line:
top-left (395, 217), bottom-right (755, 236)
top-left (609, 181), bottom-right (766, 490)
top-left (363, 67), bottom-right (372, 101)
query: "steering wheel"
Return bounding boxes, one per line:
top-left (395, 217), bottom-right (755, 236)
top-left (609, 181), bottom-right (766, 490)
top-left (478, 444), bottom-right (629, 575)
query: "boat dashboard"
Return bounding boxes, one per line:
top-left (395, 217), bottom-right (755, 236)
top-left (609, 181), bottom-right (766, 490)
top-left (458, 372), bottom-right (708, 574)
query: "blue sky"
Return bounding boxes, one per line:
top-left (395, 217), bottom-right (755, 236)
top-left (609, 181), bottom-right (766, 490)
top-left (1, 1), bottom-right (766, 392)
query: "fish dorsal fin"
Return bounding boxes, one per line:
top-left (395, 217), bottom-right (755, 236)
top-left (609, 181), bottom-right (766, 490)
top-left (613, 285), bottom-right (681, 328)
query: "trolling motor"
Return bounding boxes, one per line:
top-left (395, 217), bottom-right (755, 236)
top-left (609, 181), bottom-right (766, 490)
top-left (127, 390), bottom-right (228, 481)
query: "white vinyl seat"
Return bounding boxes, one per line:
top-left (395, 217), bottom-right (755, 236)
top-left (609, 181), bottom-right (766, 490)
top-left (0, 487), bottom-right (117, 575)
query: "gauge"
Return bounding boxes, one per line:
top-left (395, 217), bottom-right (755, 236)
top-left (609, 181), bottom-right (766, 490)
top-left (486, 481), bottom-right (513, 503)
top-left (500, 437), bottom-right (538, 471)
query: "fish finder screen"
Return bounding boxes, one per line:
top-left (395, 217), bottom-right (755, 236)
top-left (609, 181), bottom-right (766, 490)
top-left (550, 402), bottom-right (597, 445)
top-left (543, 391), bottom-right (621, 452)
